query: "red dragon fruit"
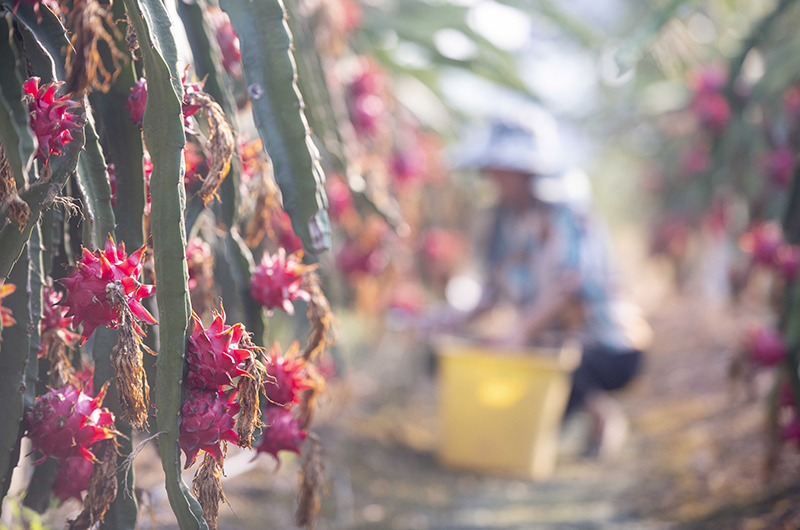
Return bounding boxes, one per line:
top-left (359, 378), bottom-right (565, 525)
top-left (40, 285), bottom-right (80, 357)
top-left (746, 326), bottom-right (786, 367)
top-left (61, 236), bottom-right (156, 344)
top-left (777, 245), bottom-right (800, 283)
top-left (688, 67), bottom-right (730, 134)
top-left (326, 175), bottom-right (354, 222)
top-left (187, 309), bottom-right (253, 391)
top-left (23, 77), bottom-right (83, 163)
top-left (740, 222), bottom-right (783, 267)
top-left (0, 283), bottom-right (16, 327)
top-left (207, 7), bottom-right (242, 77)
top-left (763, 147), bottom-right (795, 188)
top-left (250, 249), bottom-right (311, 315)
top-left (270, 209), bottom-right (304, 254)
top-left (75, 364), bottom-right (95, 396)
top-left (127, 78), bottom-right (147, 126)
top-left (263, 342), bottom-right (315, 407)
top-left (255, 407), bottom-right (306, 460)
top-left (25, 384), bottom-right (115, 462)
top-left (179, 389), bottom-right (240, 467)
top-left (52, 455), bottom-right (94, 503)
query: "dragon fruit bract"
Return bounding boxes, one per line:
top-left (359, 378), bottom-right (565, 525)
top-left (187, 309), bottom-right (253, 390)
top-left (25, 385), bottom-right (115, 462)
top-left (250, 249), bottom-right (311, 315)
top-left (23, 77), bottom-right (82, 163)
top-left (179, 389), bottom-right (240, 467)
top-left (255, 407), bottom-right (307, 460)
top-left (61, 236), bottom-right (156, 343)
top-left (52, 455), bottom-right (94, 503)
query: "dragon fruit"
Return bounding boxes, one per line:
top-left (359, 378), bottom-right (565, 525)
top-left (777, 245), bottom-right (800, 283)
top-left (23, 77), bottom-right (83, 163)
top-left (326, 175), bottom-right (354, 222)
top-left (264, 342), bottom-right (315, 408)
top-left (186, 309), bottom-right (253, 391)
top-left (255, 407), bottom-right (307, 460)
top-left (0, 283), bottom-right (16, 327)
top-left (207, 7), bottom-right (241, 77)
top-left (179, 389), bottom-right (240, 467)
top-left (61, 236), bottom-right (156, 344)
top-left (746, 327), bottom-right (786, 367)
top-left (25, 384), bottom-right (115, 462)
top-left (764, 147), bottom-right (795, 188)
top-left (127, 78), bottom-right (147, 126)
top-left (40, 286), bottom-right (80, 357)
top-left (740, 222), bottom-right (783, 267)
top-left (250, 249), bottom-right (311, 315)
top-left (52, 455), bottom-right (94, 502)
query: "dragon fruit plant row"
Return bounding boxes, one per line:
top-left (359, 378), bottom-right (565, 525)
top-left (0, 0), bottom-right (340, 527)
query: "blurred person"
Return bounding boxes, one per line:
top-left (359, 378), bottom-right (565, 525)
top-left (450, 119), bottom-right (651, 457)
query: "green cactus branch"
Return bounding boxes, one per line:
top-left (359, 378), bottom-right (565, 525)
top-left (219, 0), bottom-right (331, 254)
top-left (121, 0), bottom-right (207, 527)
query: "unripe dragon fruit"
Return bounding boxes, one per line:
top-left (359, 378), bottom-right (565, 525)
top-left (127, 78), bottom-right (147, 126)
top-left (746, 327), bottom-right (786, 367)
top-left (40, 285), bottom-right (80, 358)
top-left (255, 407), bottom-right (306, 460)
top-left (187, 309), bottom-right (253, 391)
top-left (264, 342), bottom-right (314, 407)
top-left (25, 384), bottom-right (115, 462)
top-left (0, 283), bottom-right (16, 327)
top-left (52, 455), bottom-right (94, 502)
top-left (61, 236), bottom-right (156, 344)
top-left (179, 389), bottom-right (240, 467)
top-left (250, 249), bottom-right (311, 315)
top-left (23, 77), bottom-right (83, 163)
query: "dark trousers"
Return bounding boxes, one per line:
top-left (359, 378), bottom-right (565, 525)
top-left (565, 344), bottom-right (642, 415)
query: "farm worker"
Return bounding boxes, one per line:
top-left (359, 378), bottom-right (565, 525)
top-left (451, 117), bottom-right (652, 457)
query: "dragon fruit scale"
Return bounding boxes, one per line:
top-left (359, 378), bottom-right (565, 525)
top-left (52, 455), bottom-right (94, 503)
top-left (179, 389), bottom-right (240, 468)
top-left (25, 385), bottom-right (115, 463)
top-left (61, 235), bottom-right (156, 344)
top-left (249, 248), bottom-right (311, 315)
top-left (187, 309), bottom-right (254, 391)
top-left (255, 407), bottom-right (307, 460)
top-left (23, 77), bottom-right (83, 163)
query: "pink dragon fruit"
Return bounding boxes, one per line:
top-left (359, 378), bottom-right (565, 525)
top-left (23, 77), bottom-right (83, 163)
top-left (179, 389), bottom-right (240, 467)
top-left (264, 342), bottom-right (315, 407)
top-left (127, 78), bottom-right (147, 126)
top-left (249, 249), bottom-right (311, 315)
top-left (39, 285), bottom-right (80, 357)
top-left (688, 67), bottom-right (730, 134)
top-left (52, 455), bottom-right (94, 502)
top-left (186, 309), bottom-right (253, 391)
top-left (0, 283), bottom-right (16, 327)
top-left (255, 407), bottom-right (306, 460)
top-left (25, 384), bottom-right (115, 462)
top-left (61, 235), bottom-right (156, 344)
top-left (746, 327), bottom-right (786, 367)
top-left (740, 222), bottom-right (783, 267)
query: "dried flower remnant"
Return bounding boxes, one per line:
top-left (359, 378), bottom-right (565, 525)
top-left (182, 89), bottom-right (235, 205)
top-left (23, 77), bottom-right (83, 163)
top-left (108, 280), bottom-right (152, 429)
top-left (64, 0), bottom-right (128, 94)
top-left (295, 433), bottom-right (325, 529)
top-left (66, 440), bottom-right (119, 530)
top-left (236, 352), bottom-right (267, 449)
top-left (302, 273), bottom-right (337, 361)
top-left (0, 144), bottom-right (30, 227)
top-left (193, 453), bottom-right (227, 530)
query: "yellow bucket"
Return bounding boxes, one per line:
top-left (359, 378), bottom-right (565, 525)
top-left (437, 341), bottom-right (580, 480)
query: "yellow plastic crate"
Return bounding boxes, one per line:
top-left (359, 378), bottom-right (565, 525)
top-left (437, 342), bottom-right (580, 480)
